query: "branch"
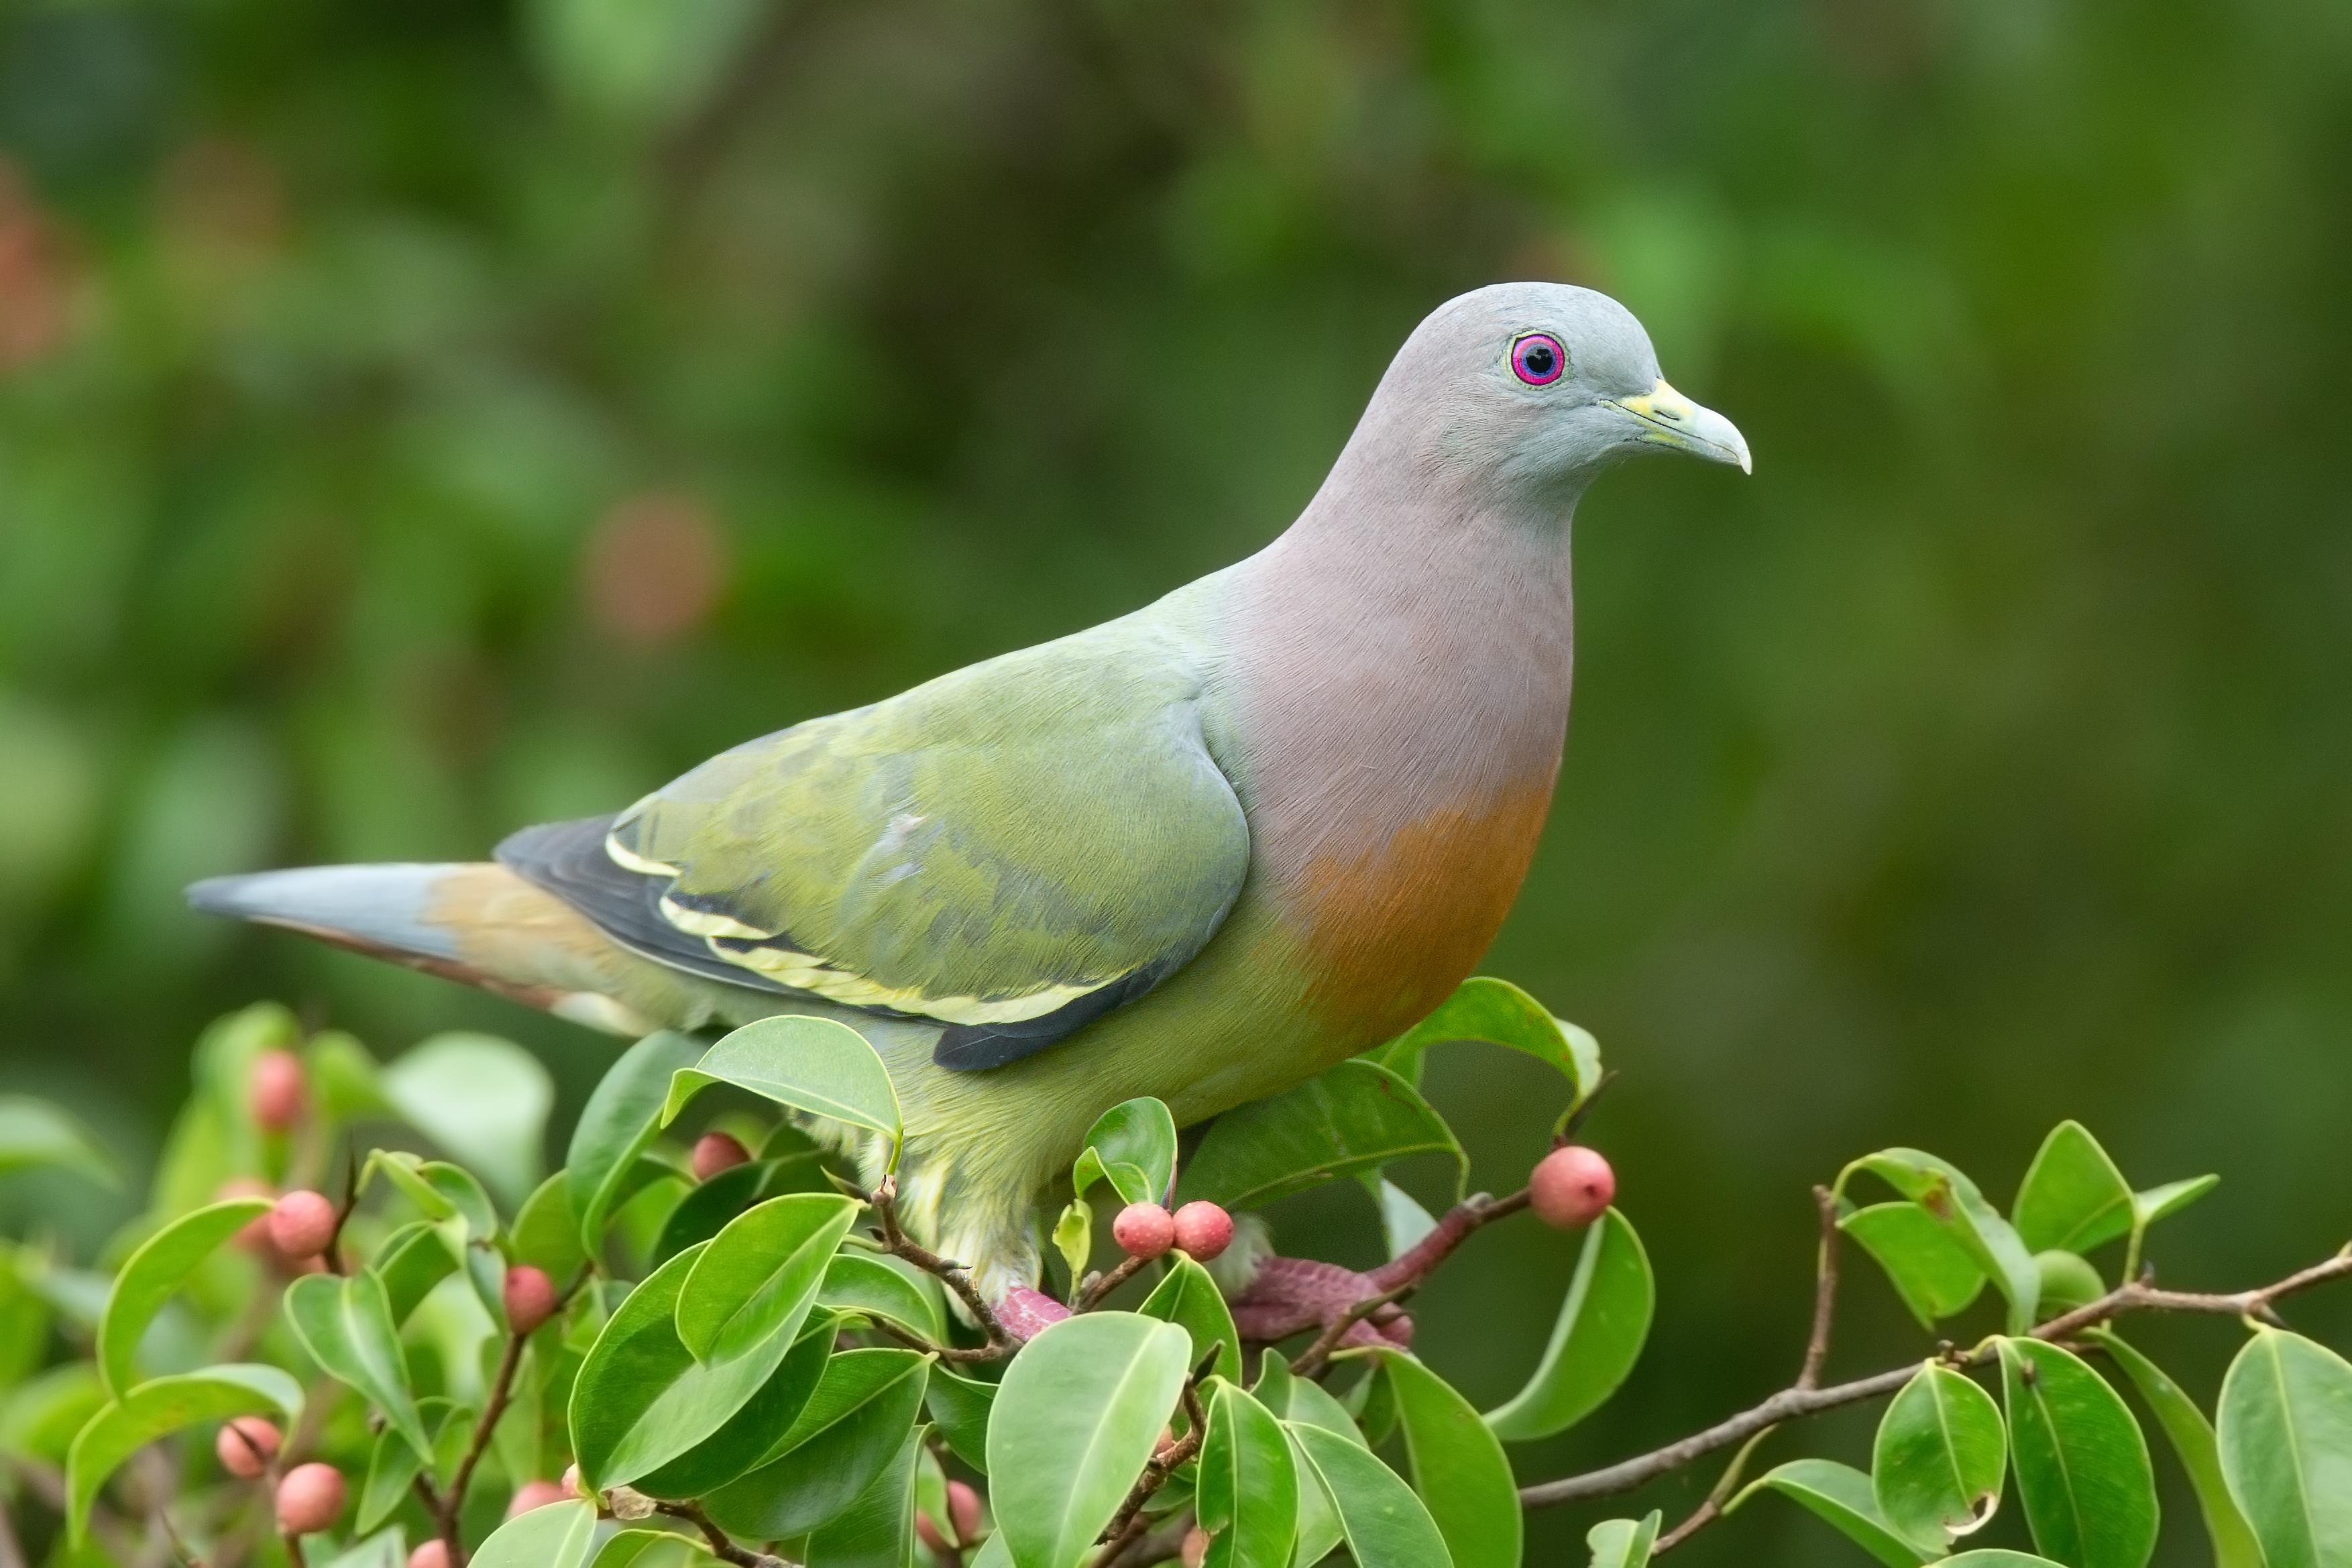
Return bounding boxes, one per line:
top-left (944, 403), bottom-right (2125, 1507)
top-left (1099, 1510), bottom-right (1197, 1568)
top-left (866, 1178), bottom-right (1019, 1361)
top-left (1290, 1283), bottom-right (1416, 1381)
top-left (1521, 1243), bottom-right (2352, 1510)
top-left (433, 1323), bottom-right (530, 1565)
top-left (1077, 1253), bottom-right (1152, 1312)
top-left (1798, 1185), bottom-right (1840, 1392)
top-left (1093, 1365), bottom-right (1213, 1563)
top-left (1367, 1189), bottom-right (1528, 1294)
top-left (654, 1499), bottom-right (789, 1568)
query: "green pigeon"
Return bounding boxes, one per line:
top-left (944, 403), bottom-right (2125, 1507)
top-left (190, 282), bottom-right (1747, 1306)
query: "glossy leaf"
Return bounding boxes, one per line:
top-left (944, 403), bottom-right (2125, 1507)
top-left (65, 1364), bottom-right (302, 1544)
top-left (2090, 1329), bottom-right (2262, 1568)
top-left (987, 1312), bottom-right (1192, 1568)
top-left (1584, 1513), bottom-right (1661, 1568)
top-left (1873, 1363), bottom-right (2007, 1553)
top-left (1289, 1421), bottom-right (1451, 1568)
top-left (382, 1031), bottom-right (553, 1208)
top-left (1074, 1098), bottom-right (1179, 1205)
top-left (1198, 1380), bottom-right (1296, 1568)
top-left (1369, 976), bottom-right (1599, 1104)
top-left (2033, 1249), bottom-right (2107, 1314)
top-left (569, 1031), bottom-right (707, 1254)
top-left (1728, 1458), bottom-right (1931, 1568)
top-left (2217, 1327), bottom-right (2352, 1568)
top-left (1997, 1337), bottom-right (2158, 1568)
top-left (704, 1348), bottom-right (932, 1540)
top-left (1179, 1060), bottom-right (1464, 1212)
top-left (512, 1172), bottom-right (589, 1280)
top-left (1483, 1208), bottom-right (1653, 1441)
top-left (634, 1310), bottom-right (838, 1498)
top-left (2012, 1122), bottom-right (2135, 1256)
top-left (820, 1251), bottom-right (948, 1344)
top-left (97, 1196), bottom-right (270, 1398)
top-left (1380, 1351), bottom-right (1519, 1568)
top-left (1139, 1254), bottom-right (1241, 1384)
top-left (925, 1362), bottom-right (996, 1472)
top-left (663, 1015), bottom-right (903, 1161)
top-left (1852, 1150), bottom-right (2039, 1333)
top-left (283, 1270), bottom-right (431, 1457)
top-left (653, 1158), bottom-right (769, 1266)
top-left (469, 1498), bottom-right (600, 1568)
top-left (1942, 1556), bottom-right (2069, 1567)
top-left (375, 1221), bottom-right (462, 1326)
top-left (1842, 1200), bottom-right (1988, 1328)
top-left (0, 1097), bottom-right (115, 1184)
top-left (2132, 1175), bottom-right (2219, 1231)
top-left (803, 1422), bottom-right (926, 1568)
top-left (676, 1192), bottom-right (858, 1363)
top-left (357, 1396), bottom-right (469, 1532)
top-left (1253, 1349), bottom-right (1363, 1447)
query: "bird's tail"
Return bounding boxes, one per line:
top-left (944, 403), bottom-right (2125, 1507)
top-left (186, 862), bottom-right (674, 1035)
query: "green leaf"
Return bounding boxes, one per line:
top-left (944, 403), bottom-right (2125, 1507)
top-left (1482, 1208), bottom-right (1653, 1441)
top-left (1368, 1178), bottom-right (1439, 1262)
top-left (1379, 1352), bottom-right (1519, 1568)
top-left (375, 1221), bottom-right (462, 1327)
top-left (568, 1240), bottom-right (809, 1489)
top-left (1051, 1198), bottom-right (1093, 1288)
top-left (1942, 1556), bottom-right (2070, 1567)
top-left (1253, 1350), bottom-right (1363, 1447)
top-left (2217, 1327), bottom-right (2352, 1568)
top-left (65, 1364), bottom-right (302, 1545)
top-left (1997, 1337), bottom-right (2158, 1568)
top-left (704, 1347), bottom-right (931, 1540)
top-left (2011, 1122), bottom-right (2135, 1256)
top-left (653, 1158), bottom-right (769, 1266)
top-left (569, 1031), bottom-right (708, 1255)
top-left (803, 1422), bottom-right (926, 1568)
top-left (820, 1252), bottom-right (948, 1345)
top-left (1369, 976), bottom-right (1598, 1105)
top-left (357, 1396), bottom-right (470, 1532)
top-left (1198, 1380), bottom-right (1296, 1568)
top-left (382, 1031), bottom-right (554, 1209)
top-left (1138, 1254), bottom-right (1241, 1384)
top-left (469, 1498), bottom-right (601, 1568)
top-left (96, 1196), bottom-right (271, 1398)
top-left (664, 1015), bottom-right (903, 1164)
top-left (0, 1363), bottom-right (108, 1465)
top-left (283, 1270), bottom-right (431, 1458)
top-left (676, 1192), bottom-right (859, 1363)
top-left (0, 1097), bottom-right (115, 1185)
top-left (590, 1530), bottom-right (706, 1568)
top-left (634, 1310), bottom-right (838, 1498)
top-left (304, 1030), bottom-right (394, 1121)
top-left (1074, 1098), bottom-right (1179, 1205)
top-left (1288, 1421), bottom-right (1451, 1568)
top-left (512, 1172), bottom-right (590, 1280)
top-left (923, 1363), bottom-right (996, 1473)
top-left (1728, 1458), bottom-right (1931, 1568)
top-left (1873, 1363), bottom-right (2007, 1553)
top-left (2089, 1329), bottom-right (2262, 1568)
top-left (985, 1312), bottom-right (1192, 1568)
top-left (1178, 1061), bottom-right (1463, 1212)
top-left (2033, 1250), bottom-right (2107, 1315)
top-left (1584, 1513), bottom-right (1661, 1568)
top-left (1852, 1150), bottom-right (2040, 1333)
top-left (0, 1246), bottom-right (52, 1394)
top-left (1841, 1201), bottom-right (1989, 1329)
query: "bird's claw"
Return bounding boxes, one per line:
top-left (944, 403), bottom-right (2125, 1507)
top-left (1227, 1255), bottom-right (1413, 1349)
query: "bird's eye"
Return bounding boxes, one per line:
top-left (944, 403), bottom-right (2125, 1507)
top-left (1510, 333), bottom-right (1565, 386)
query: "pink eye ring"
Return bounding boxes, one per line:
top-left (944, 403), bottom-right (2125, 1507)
top-left (1510, 332), bottom-right (1566, 386)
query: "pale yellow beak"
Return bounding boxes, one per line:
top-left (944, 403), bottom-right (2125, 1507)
top-left (1606, 379), bottom-right (1752, 473)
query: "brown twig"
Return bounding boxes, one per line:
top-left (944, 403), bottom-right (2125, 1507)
top-left (1093, 1367), bottom-right (1213, 1561)
top-left (1521, 1243), bottom-right (2352, 1510)
top-left (1651, 1429), bottom-right (1776, 1556)
top-left (321, 1141), bottom-right (359, 1277)
top-left (1099, 1510), bottom-right (1197, 1568)
top-left (1798, 1185), bottom-right (1841, 1392)
top-left (278, 1536), bottom-right (308, 1568)
top-left (654, 1499), bottom-right (789, 1567)
top-left (1367, 1189), bottom-right (1529, 1294)
top-left (866, 1178), bottom-right (1019, 1361)
top-left (433, 1321), bottom-right (531, 1566)
top-left (1077, 1253), bottom-right (1152, 1312)
top-left (1291, 1283), bottom-right (1416, 1381)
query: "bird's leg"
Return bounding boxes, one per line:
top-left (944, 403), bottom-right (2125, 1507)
top-left (997, 1286), bottom-right (1074, 1340)
top-left (1227, 1255), bottom-right (1415, 1354)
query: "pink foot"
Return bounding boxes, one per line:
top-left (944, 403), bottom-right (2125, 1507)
top-left (1227, 1256), bottom-right (1412, 1351)
top-left (999, 1285), bottom-right (1074, 1341)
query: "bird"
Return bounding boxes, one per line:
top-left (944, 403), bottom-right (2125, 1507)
top-left (189, 282), bottom-right (1748, 1309)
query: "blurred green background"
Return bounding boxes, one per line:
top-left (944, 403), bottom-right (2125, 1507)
top-left (1, 0), bottom-right (2348, 1559)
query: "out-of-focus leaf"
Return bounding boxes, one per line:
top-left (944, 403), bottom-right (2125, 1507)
top-left (1728, 1458), bottom-right (1930, 1567)
top-left (2011, 1123), bottom-right (2134, 1256)
top-left (526, 0), bottom-right (771, 129)
top-left (1138, 1254), bottom-right (1241, 1384)
top-left (1997, 1337), bottom-right (2158, 1568)
top-left (376, 1221), bottom-right (463, 1327)
top-left (1873, 1363), bottom-right (2007, 1553)
top-left (664, 1016), bottom-right (903, 1165)
top-left (1368, 976), bottom-right (1599, 1106)
top-left (677, 1192), bottom-right (857, 1363)
top-left (382, 1031), bottom-right (553, 1209)
top-left (358, 1396), bottom-right (469, 1532)
top-left (704, 1347), bottom-right (931, 1541)
top-left (1288, 1421), bottom-right (1451, 1568)
top-left (304, 1031), bottom-right (394, 1121)
top-left (65, 1364), bottom-right (302, 1544)
top-left (96, 1196), bottom-right (270, 1397)
top-left (2217, 1327), bottom-right (2352, 1568)
top-left (284, 1270), bottom-right (430, 1457)
top-left (468, 1497), bottom-right (600, 1568)
top-left (1483, 1208), bottom-right (1652, 1441)
top-left (0, 1363), bottom-right (108, 1464)
top-left (635, 1310), bottom-right (837, 1498)
top-left (2090, 1329), bottom-right (2261, 1568)
top-left (1198, 1379), bottom-right (1296, 1568)
top-left (1379, 1351), bottom-right (1518, 1568)
top-left (1178, 1062), bottom-right (1463, 1212)
top-left (513, 1172), bottom-right (588, 1281)
top-left (1841, 1200), bottom-right (1988, 1329)
top-left (1366, 1177), bottom-right (1439, 1262)
top-left (0, 1097), bottom-right (115, 1185)
top-left (924, 1363), bottom-right (996, 1472)
top-left (1073, 1098), bottom-right (1178, 1206)
top-left (0, 1247), bottom-right (51, 1393)
top-left (803, 1421), bottom-right (926, 1568)
top-left (986, 1313), bottom-right (1191, 1568)
top-left (1942, 1556), bottom-right (2070, 1567)
top-left (570, 1032), bottom-right (708, 1255)
top-left (1851, 1150), bottom-right (2040, 1333)
top-left (1584, 1513), bottom-right (1661, 1568)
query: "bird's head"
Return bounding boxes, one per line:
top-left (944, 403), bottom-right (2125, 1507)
top-left (1369, 281), bottom-right (1750, 505)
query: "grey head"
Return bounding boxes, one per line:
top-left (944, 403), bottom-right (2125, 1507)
top-left (1335, 281), bottom-right (1750, 511)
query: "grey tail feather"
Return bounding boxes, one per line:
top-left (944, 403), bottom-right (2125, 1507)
top-left (186, 864), bottom-right (469, 963)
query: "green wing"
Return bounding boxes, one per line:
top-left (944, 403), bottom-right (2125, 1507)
top-left (522, 620), bottom-right (1249, 1069)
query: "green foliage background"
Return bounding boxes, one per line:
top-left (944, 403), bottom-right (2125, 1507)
top-left (0, 0), bottom-right (2346, 1560)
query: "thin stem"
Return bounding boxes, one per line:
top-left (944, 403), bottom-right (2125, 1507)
top-left (322, 1141), bottom-right (359, 1278)
top-left (654, 1500), bottom-right (788, 1567)
top-left (1367, 1189), bottom-right (1528, 1294)
top-left (1652, 1428), bottom-right (1777, 1556)
top-left (435, 1323), bottom-right (530, 1565)
top-left (1291, 1283), bottom-right (1414, 1381)
top-left (1094, 1374), bottom-right (1212, 1561)
top-left (868, 1178), bottom-right (1019, 1361)
top-left (280, 1536), bottom-right (308, 1568)
top-left (1100, 1510), bottom-right (1196, 1568)
top-left (1078, 1253), bottom-right (1152, 1312)
top-left (1798, 1185), bottom-right (1841, 1392)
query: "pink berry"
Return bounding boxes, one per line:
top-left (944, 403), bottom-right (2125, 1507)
top-left (1529, 1145), bottom-right (1616, 1229)
top-left (268, 1190), bottom-right (337, 1260)
top-left (1182, 1526), bottom-right (1211, 1568)
top-left (1111, 1202), bottom-right (1176, 1259)
top-left (506, 1479), bottom-right (571, 1518)
top-left (946, 1479), bottom-right (983, 1543)
top-left (408, 1543), bottom-right (451, 1568)
top-left (274, 1463), bottom-right (345, 1535)
top-left (504, 1265), bottom-right (559, 1335)
top-left (916, 1513), bottom-right (952, 1554)
top-left (251, 1050), bottom-right (306, 1131)
top-left (691, 1131), bottom-right (752, 1182)
top-left (216, 1417), bottom-right (280, 1479)
top-left (1172, 1201), bottom-right (1233, 1262)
